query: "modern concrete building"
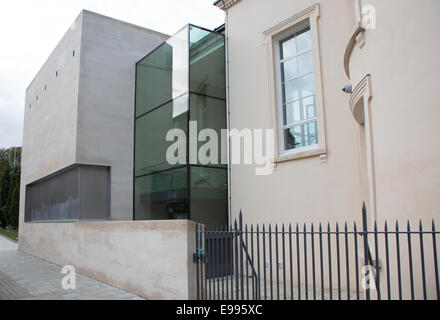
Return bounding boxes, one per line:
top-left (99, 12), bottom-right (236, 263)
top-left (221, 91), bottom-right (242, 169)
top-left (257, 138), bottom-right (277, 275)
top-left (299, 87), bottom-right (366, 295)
top-left (19, 11), bottom-right (199, 300)
top-left (21, 10), bottom-right (169, 224)
top-left (18, 0), bottom-right (440, 300)
top-left (19, 9), bottom-right (227, 300)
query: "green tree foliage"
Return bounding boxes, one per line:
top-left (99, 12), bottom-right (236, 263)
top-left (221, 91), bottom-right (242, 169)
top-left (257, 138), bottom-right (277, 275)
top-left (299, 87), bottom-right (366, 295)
top-left (0, 147), bottom-right (21, 229)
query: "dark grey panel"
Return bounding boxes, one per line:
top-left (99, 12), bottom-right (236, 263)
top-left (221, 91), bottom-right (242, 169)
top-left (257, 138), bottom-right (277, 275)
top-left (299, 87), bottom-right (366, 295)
top-left (25, 164), bottom-right (110, 222)
top-left (79, 166), bottom-right (110, 220)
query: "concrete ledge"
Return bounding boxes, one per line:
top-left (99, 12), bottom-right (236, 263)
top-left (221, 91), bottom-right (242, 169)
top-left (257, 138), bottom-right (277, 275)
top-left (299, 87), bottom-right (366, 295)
top-left (19, 220), bottom-right (196, 300)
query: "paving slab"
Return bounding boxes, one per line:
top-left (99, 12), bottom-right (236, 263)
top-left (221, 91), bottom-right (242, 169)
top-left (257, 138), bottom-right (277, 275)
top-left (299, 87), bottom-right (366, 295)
top-left (0, 235), bottom-right (145, 300)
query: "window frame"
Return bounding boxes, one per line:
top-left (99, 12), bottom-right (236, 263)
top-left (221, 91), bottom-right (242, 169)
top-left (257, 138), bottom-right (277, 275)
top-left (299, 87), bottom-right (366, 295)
top-left (274, 22), bottom-right (318, 154)
top-left (264, 4), bottom-right (327, 163)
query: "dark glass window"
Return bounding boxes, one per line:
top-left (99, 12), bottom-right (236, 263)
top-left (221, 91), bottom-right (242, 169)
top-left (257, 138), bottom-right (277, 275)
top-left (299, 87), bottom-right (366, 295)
top-left (25, 165), bottom-right (110, 222)
top-left (135, 94), bottom-right (188, 177)
top-left (134, 25), bottom-right (227, 225)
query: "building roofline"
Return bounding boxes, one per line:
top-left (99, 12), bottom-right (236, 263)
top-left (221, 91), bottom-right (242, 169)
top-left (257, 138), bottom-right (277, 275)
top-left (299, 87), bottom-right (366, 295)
top-left (213, 0), bottom-right (241, 10)
top-left (26, 9), bottom-right (170, 93)
top-left (80, 9), bottom-right (169, 38)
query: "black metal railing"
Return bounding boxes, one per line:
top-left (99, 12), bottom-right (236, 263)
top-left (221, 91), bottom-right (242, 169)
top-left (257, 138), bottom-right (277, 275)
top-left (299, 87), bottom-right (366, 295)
top-left (193, 204), bottom-right (440, 300)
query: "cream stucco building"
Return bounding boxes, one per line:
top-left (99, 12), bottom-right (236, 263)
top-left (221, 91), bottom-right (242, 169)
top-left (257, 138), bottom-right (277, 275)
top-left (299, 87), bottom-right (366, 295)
top-left (215, 0), bottom-right (440, 227)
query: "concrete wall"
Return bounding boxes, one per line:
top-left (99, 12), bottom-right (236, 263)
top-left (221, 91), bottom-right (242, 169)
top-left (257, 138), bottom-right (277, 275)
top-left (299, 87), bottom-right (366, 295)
top-left (20, 13), bottom-right (83, 239)
top-left (76, 11), bottom-right (169, 221)
top-left (19, 220), bottom-right (197, 300)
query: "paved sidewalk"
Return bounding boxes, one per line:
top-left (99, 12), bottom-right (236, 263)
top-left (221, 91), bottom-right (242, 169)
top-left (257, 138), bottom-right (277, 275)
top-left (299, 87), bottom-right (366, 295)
top-left (0, 235), bottom-right (144, 300)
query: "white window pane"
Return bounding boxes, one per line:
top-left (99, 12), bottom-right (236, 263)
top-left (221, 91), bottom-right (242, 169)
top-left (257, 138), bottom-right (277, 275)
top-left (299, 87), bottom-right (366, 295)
top-left (281, 58), bottom-right (298, 82)
top-left (284, 126), bottom-right (302, 150)
top-left (304, 121), bottom-right (318, 146)
top-left (284, 100), bottom-right (301, 125)
top-left (302, 96), bottom-right (316, 120)
top-left (282, 73), bottom-right (315, 103)
top-left (298, 51), bottom-right (314, 75)
top-left (280, 36), bottom-right (296, 59)
top-left (296, 27), bottom-right (312, 52)
top-left (284, 121), bottom-right (318, 151)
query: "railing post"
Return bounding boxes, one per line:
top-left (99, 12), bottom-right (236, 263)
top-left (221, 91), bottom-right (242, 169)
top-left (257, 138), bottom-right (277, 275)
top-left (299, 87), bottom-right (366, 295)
top-left (239, 211), bottom-right (244, 300)
top-left (195, 222), bottom-right (200, 300)
top-left (362, 202), bottom-right (371, 300)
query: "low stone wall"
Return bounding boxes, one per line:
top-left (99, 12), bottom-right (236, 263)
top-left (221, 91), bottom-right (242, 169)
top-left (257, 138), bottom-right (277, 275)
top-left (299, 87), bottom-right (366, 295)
top-left (19, 220), bottom-right (197, 300)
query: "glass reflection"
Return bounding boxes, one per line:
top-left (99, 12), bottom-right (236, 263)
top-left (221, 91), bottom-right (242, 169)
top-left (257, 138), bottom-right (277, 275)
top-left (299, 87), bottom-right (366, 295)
top-left (134, 25), bottom-right (228, 225)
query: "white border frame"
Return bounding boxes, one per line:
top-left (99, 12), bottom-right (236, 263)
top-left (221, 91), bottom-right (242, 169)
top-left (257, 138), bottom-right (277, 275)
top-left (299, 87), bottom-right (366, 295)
top-left (264, 4), bottom-right (327, 163)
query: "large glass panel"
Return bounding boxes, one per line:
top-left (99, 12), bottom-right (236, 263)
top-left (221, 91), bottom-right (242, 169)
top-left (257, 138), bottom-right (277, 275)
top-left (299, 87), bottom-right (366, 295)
top-left (136, 26), bottom-right (189, 117)
top-left (190, 166), bottom-right (227, 226)
top-left (189, 25), bottom-right (226, 99)
top-left (135, 94), bottom-right (188, 177)
top-left (190, 94), bottom-right (227, 167)
top-left (135, 167), bottom-right (188, 220)
top-left (134, 24), bottom-right (228, 224)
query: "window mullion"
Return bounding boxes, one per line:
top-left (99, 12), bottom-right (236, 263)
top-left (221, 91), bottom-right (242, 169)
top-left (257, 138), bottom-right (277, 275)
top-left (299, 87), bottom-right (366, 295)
top-left (283, 117), bottom-right (317, 130)
top-left (279, 48), bottom-right (313, 64)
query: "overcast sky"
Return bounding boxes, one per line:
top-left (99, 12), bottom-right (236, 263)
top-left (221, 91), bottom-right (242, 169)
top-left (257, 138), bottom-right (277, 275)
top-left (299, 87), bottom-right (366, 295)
top-left (0, 0), bottom-right (224, 149)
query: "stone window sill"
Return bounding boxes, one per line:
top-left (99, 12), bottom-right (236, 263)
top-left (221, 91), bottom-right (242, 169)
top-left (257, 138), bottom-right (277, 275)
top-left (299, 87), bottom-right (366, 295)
top-left (274, 148), bottom-right (327, 164)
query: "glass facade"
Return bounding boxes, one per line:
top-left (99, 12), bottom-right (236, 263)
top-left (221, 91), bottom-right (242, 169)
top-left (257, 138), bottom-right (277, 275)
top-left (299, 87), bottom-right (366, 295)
top-left (134, 25), bottom-right (227, 225)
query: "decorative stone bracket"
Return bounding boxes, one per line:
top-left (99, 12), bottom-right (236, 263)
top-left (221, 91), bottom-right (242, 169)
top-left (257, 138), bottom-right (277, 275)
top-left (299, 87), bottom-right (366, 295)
top-left (344, 22), bottom-right (366, 79)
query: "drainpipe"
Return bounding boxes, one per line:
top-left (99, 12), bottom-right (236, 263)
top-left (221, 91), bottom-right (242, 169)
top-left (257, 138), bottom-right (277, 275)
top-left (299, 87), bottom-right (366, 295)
top-left (221, 0), bottom-right (233, 225)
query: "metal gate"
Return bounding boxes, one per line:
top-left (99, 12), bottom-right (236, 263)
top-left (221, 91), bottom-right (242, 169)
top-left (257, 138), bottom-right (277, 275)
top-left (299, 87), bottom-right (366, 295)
top-left (193, 205), bottom-right (440, 300)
